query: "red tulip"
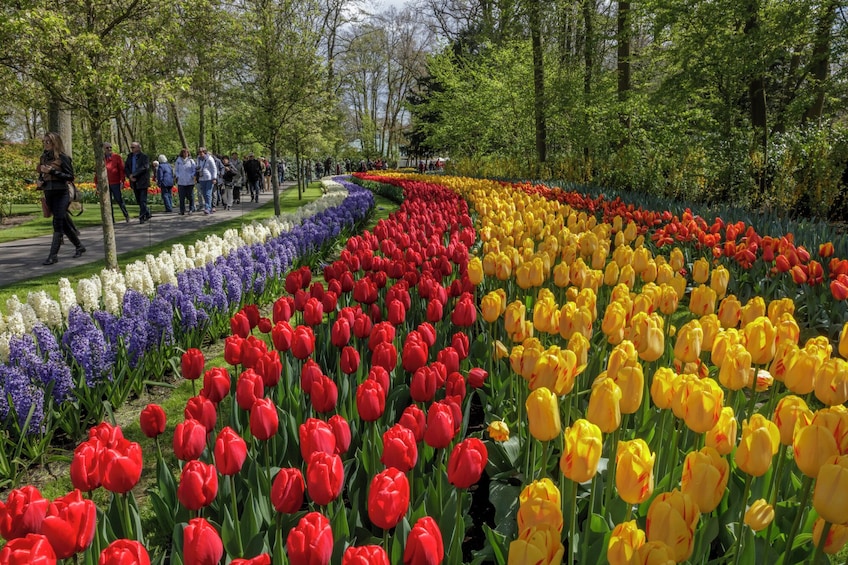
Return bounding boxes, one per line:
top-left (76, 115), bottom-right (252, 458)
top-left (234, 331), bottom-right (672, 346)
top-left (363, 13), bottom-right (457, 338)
top-left (300, 359), bottom-right (323, 395)
top-left (230, 311), bottom-right (251, 338)
top-left (451, 332), bottom-right (470, 360)
top-left (369, 322), bottom-right (396, 351)
top-left (291, 326), bottom-right (316, 360)
top-left (403, 516), bottom-right (444, 565)
top-left (271, 468), bottom-right (305, 514)
top-left (399, 404), bottom-right (426, 442)
top-left (424, 401), bottom-right (455, 449)
top-left (231, 555), bottom-right (271, 565)
top-left (303, 297), bottom-right (324, 326)
top-left (241, 304), bottom-right (260, 329)
top-left (240, 337), bottom-right (266, 369)
top-left (410, 366), bottom-right (438, 403)
top-left (356, 379), bottom-right (386, 422)
top-left (832, 276), bottom-right (848, 301)
top-left (285, 270), bottom-right (303, 295)
top-left (353, 277), bottom-right (378, 304)
top-left (41, 490), bottom-right (96, 559)
top-left (321, 290), bottom-right (338, 313)
top-left (201, 367), bottom-right (231, 404)
top-left (306, 451), bottom-right (344, 505)
top-left (381, 424), bottom-right (418, 472)
top-left (181, 348), bottom-right (205, 380)
top-left (451, 296), bottom-right (476, 327)
top-left (173, 419), bottom-right (207, 461)
top-left (445, 372), bottom-right (467, 402)
top-left (98, 539), bottom-right (150, 565)
top-left (70, 439), bottom-right (102, 492)
top-left (426, 299), bottom-right (444, 323)
top-left (183, 518), bottom-right (223, 565)
top-left (87, 421), bottom-right (124, 446)
top-left (258, 317), bottom-right (272, 333)
top-left (367, 366), bottom-right (391, 394)
top-left (235, 369), bottom-right (265, 411)
top-left (368, 467), bottom-right (410, 529)
top-left (329, 414), bottom-right (351, 454)
top-left (310, 375), bottom-right (339, 413)
top-left (287, 512), bottom-right (333, 565)
top-left (0, 485), bottom-right (48, 541)
top-left (353, 313), bottom-right (372, 339)
top-left (99, 438), bottom-right (143, 494)
top-left (273, 295), bottom-right (294, 323)
top-left (139, 404), bottom-right (166, 439)
top-left (331, 318), bottom-right (351, 347)
top-left (214, 427), bottom-right (247, 476)
top-left (340, 346), bottom-right (360, 375)
top-left (299, 418), bottom-right (337, 461)
top-left (249, 398), bottom-right (279, 441)
top-left (184, 395), bottom-right (217, 432)
top-left (372, 341), bottom-right (398, 372)
top-left (387, 299), bottom-right (407, 325)
top-left (447, 438), bottom-right (487, 488)
top-left (224, 335), bottom-right (244, 365)
top-left (178, 460), bottom-right (218, 511)
top-left (437, 346), bottom-right (460, 374)
top-left (468, 366), bottom-right (488, 388)
top-left (0, 533), bottom-right (56, 565)
top-left (402, 333), bottom-right (429, 373)
top-left (417, 322), bottom-right (437, 347)
top-left (343, 545), bottom-right (390, 565)
top-left (294, 289), bottom-right (309, 312)
top-left (271, 321), bottom-right (293, 352)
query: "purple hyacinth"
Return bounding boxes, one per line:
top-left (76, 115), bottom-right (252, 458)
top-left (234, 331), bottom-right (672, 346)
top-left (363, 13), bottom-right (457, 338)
top-left (63, 306), bottom-right (115, 387)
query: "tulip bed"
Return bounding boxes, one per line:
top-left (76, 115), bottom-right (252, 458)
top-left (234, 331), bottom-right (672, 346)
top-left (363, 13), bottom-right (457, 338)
top-left (1, 171), bottom-right (848, 564)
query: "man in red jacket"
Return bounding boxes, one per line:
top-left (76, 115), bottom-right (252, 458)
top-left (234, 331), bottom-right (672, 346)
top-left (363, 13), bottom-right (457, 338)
top-left (103, 142), bottom-right (130, 223)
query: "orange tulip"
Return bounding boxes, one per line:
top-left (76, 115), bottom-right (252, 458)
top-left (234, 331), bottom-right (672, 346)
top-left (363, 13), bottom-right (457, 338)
top-left (560, 419), bottom-right (603, 483)
top-left (735, 414), bottom-right (780, 477)
top-left (616, 439), bottom-right (655, 505)
top-left (680, 446), bottom-right (730, 513)
top-left (607, 520), bottom-right (645, 565)
top-left (706, 406), bottom-right (738, 455)
top-left (645, 489), bottom-right (699, 562)
top-left (812, 455), bottom-right (848, 525)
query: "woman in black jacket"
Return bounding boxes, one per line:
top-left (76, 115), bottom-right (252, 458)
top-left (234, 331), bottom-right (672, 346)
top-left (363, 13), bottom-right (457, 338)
top-left (37, 132), bottom-right (85, 265)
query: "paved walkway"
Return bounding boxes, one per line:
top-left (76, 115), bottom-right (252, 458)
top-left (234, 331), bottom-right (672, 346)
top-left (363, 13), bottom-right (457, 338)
top-left (0, 183), bottom-right (296, 288)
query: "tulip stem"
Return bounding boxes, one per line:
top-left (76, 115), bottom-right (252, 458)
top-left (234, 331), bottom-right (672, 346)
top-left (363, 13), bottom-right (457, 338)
top-left (783, 475), bottom-right (813, 564)
top-left (604, 427), bottom-right (620, 513)
top-left (581, 473), bottom-right (599, 559)
top-left (810, 520), bottom-right (831, 565)
top-left (454, 489), bottom-right (465, 561)
top-left (538, 440), bottom-right (551, 480)
top-left (568, 479), bottom-right (578, 565)
top-left (231, 474), bottom-right (244, 557)
top-left (733, 474), bottom-right (753, 565)
top-left (120, 493), bottom-right (134, 541)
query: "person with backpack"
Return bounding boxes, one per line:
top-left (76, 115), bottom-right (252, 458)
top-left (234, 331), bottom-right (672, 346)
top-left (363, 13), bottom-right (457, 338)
top-left (156, 154), bottom-right (175, 212)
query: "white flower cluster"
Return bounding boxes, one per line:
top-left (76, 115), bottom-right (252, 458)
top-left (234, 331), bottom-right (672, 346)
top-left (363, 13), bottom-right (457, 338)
top-left (0, 179), bottom-right (351, 351)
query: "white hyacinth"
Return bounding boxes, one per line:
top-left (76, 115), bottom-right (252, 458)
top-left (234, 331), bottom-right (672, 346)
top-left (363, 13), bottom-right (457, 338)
top-left (57, 278), bottom-right (78, 318)
top-left (5, 311), bottom-right (25, 335)
top-left (76, 278), bottom-right (101, 312)
top-left (0, 332), bottom-right (11, 363)
top-left (26, 291), bottom-right (62, 329)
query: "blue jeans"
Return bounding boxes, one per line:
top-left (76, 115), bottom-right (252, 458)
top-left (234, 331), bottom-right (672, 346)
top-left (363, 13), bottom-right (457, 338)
top-left (199, 180), bottom-right (214, 213)
top-left (178, 184), bottom-right (194, 214)
top-left (160, 186), bottom-right (174, 211)
top-left (249, 178), bottom-right (261, 200)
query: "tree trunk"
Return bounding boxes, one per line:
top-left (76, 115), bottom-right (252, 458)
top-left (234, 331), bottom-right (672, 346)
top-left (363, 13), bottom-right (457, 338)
top-left (803, 0), bottom-right (836, 124)
top-left (743, 0), bottom-right (767, 201)
top-left (271, 135), bottom-right (281, 216)
top-left (170, 99), bottom-right (189, 150)
top-left (617, 1), bottom-right (631, 142)
top-left (583, 0), bottom-right (594, 172)
top-left (198, 100), bottom-right (206, 149)
top-left (89, 119), bottom-right (118, 270)
top-left (530, 0), bottom-right (547, 166)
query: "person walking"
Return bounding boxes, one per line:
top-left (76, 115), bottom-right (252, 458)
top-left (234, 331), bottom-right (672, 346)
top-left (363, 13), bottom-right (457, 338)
top-left (196, 147), bottom-right (217, 215)
top-left (220, 156), bottom-right (237, 210)
top-left (37, 132), bottom-right (85, 264)
top-left (243, 153), bottom-right (262, 202)
top-left (102, 142), bottom-right (130, 223)
top-left (174, 148), bottom-right (196, 215)
top-left (230, 152), bottom-right (244, 204)
top-left (156, 154), bottom-right (175, 212)
top-left (126, 141), bottom-right (151, 223)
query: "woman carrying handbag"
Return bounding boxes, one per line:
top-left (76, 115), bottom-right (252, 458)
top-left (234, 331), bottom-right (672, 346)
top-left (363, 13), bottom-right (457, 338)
top-left (37, 131), bottom-right (85, 265)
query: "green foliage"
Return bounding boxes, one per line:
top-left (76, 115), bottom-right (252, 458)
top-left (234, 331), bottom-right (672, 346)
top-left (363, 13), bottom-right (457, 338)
top-left (0, 141), bottom-right (41, 218)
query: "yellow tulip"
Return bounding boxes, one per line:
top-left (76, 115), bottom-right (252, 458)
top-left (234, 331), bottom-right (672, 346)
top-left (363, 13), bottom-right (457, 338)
top-left (815, 358), bottom-right (848, 406)
top-left (604, 261), bottom-right (621, 287)
top-left (793, 421), bottom-right (839, 478)
top-left (511, 320), bottom-right (535, 342)
top-left (775, 313), bottom-right (801, 348)
top-left (467, 256), bottom-right (484, 285)
top-left (680, 446), bottom-right (730, 513)
top-left (743, 316), bottom-right (777, 364)
top-left (718, 343), bottom-right (754, 391)
top-left (613, 244), bottom-right (633, 267)
top-left (689, 284), bottom-right (717, 316)
top-left (487, 421), bottom-right (509, 442)
top-left (525, 387), bottom-right (562, 441)
top-left (674, 320), bottom-right (703, 364)
top-left (784, 347), bottom-right (824, 395)
top-left (493, 340), bottom-right (509, 360)
top-left (711, 328), bottom-right (745, 368)
top-left (559, 304), bottom-right (593, 341)
top-left (619, 263), bottom-right (636, 289)
top-left (706, 406), bottom-right (738, 456)
top-left (670, 247), bottom-right (684, 272)
top-left (670, 373), bottom-right (698, 420)
top-left (683, 377), bottom-right (724, 434)
top-left (717, 295), bottom-right (742, 329)
top-left (623, 221), bottom-right (638, 243)
top-left (552, 262), bottom-right (570, 287)
top-left (735, 414), bottom-right (780, 477)
top-left (805, 335), bottom-right (833, 359)
top-left (631, 312), bottom-right (665, 363)
top-left (616, 439), bottom-right (655, 504)
top-left (740, 296), bottom-right (766, 327)
top-left (692, 258), bottom-right (710, 284)
top-left (494, 252), bottom-right (512, 280)
top-left (658, 284), bottom-right (679, 316)
top-left (532, 298), bottom-right (560, 335)
top-left (710, 265), bottom-right (730, 298)
top-left (671, 274), bottom-right (687, 302)
top-left (810, 407), bottom-right (848, 455)
top-left (656, 263), bottom-right (675, 286)
top-left (767, 297), bottom-right (795, 324)
top-left (607, 520), bottom-right (646, 565)
top-left (840, 321), bottom-right (848, 359)
top-left (504, 301), bottom-right (526, 335)
top-left (516, 498), bottom-right (564, 534)
top-left (519, 478), bottom-right (561, 506)
top-left (566, 333), bottom-right (590, 372)
top-left (602, 300), bottom-right (628, 345)
top-left (632, 541), bottom-right (676, 565)
top-left (508, 525), bottom-right (564, 565)
top-left (613, 364), bottom-right (644, 415)
top-left (645, 489), bottom-right (699, 562)
top-left (570, 258), bottom-right (589, 288)
top-left (812, 518), bottom-right (848, 555)
top-left (641, 260), bottom-right (658, 283)
top-left (481, 292), bottom-right (503, 323)
top-left (632, 247), bottom-right (651, 273)
top-left (699, 314), bottom-right (720, 351)
top-left (769, 342), bottom-right (796, 383)
top-left (607, 341), bottom-right (638, 379)
top-left (560, 419), bottom-right (603, 483)
top-left (650, 367), bottom-right (680, 410)
top-left (813, 455), bottom-right (848, 525)
top-left (744, 499), bottom-right (774, 531)
top-left (482, 252), bottom-right (498, 276)
top-left (530, 347), bottom-right (578, 396)
top-left (587, 376), bottom-right (623, 433)
top-left (772, 395), bottom-right (812, 446)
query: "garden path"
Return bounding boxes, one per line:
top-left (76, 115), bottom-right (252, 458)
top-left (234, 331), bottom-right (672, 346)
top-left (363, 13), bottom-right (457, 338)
top-left (0, 183), bottom-right (295, 287)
